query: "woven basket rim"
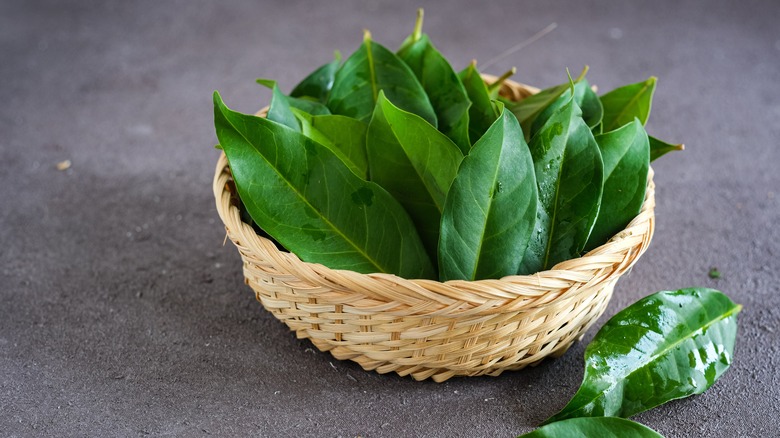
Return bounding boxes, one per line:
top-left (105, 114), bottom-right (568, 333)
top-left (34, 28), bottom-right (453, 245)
top-left (212, 77), bottom-right (656, 318)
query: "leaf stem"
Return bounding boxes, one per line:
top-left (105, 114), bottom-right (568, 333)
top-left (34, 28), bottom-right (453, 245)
top-left (487, 67), bottom-right (517, 93)
top-left (412, 8), bottom-right (424, 42)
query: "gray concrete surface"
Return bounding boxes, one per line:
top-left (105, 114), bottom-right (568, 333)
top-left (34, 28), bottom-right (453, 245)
top-left (2, 0), bottom-right (778, 436)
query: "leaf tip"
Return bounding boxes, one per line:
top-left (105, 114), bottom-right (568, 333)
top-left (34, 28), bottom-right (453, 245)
top-left (363, 28), bottom-right (372, 43)
top-left (255, 78), bottom-right (276, 89)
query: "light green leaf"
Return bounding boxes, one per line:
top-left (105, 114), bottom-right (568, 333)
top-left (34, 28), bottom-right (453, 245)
top-left (546, 288), bottom-right (741, 423)
top-left (585, 119), bottom-right (649, 250)
top-left (519, 96), bottom-right (604, 274)
top-left (439, 106), bottom-right (538, 281)
top-left (327, 31), bottom-right (437, 126)
top-left (214, 91), bottom-right (435, 279)
top-left (367, 92), bottom-right (463, 263)
top-left (599, 77), bottom-right (656, 132)
top-left (291, 109), bottom-right (368, 179)
top-left (256, 79), bottom-right (299, 131)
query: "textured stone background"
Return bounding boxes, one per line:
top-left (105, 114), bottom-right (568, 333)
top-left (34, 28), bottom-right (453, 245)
top-left (2, 0), bottom-right (778, 436)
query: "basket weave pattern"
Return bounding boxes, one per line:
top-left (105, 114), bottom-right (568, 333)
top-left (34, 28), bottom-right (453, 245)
top-left (213, 79), bottom-right (656, 382)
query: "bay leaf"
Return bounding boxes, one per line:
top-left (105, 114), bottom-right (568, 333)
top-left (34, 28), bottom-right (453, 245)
top-left (438, 106), bottom-right (538, 281)
top-left (506, 66), bottom-right (588, 141)
top-left (397, 26), bottom-right (471, 153)
top-left (649, 135), bottom-right (684, 161)
top-left (585, 119), bottom-right (649, 250)
top-left (291, 109), bottom-right (368, 179)
top-left (327, 31), bottom-right (437, 126)
top-left (214, 91), bottom-right (435, 279)
top-left (599, 76), bottom-right (656, 132)
top-left (520, 417), bottom-right (663, 438)
top-left (255, 79), bottom-right (299, 131)
top-left (519, 96), bottom-right (604, 274)
top-left (458, 61), bottom-right (500, 145)
top-left (545, 288), bottom-right (741, 423)
top-left (367, 92), bottom-right (463, 263)
top-left (290, 51), bottom-right (341, 103)
top-left (531, 79), bottom-right (603, 137)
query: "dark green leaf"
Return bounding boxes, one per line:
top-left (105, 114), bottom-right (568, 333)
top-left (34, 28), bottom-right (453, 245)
top-left (367, 92), bottom-right (463, 263)
top-left (585, 119), bottom-right (649, 250)
top-left (290, 51), bottom-right (341, 103)
top-left (546, 288), bottom-right (741, 423)
top-left (398, 33), bottom-right (471, 154)
top-left (600, 77), bottom-right (656, 132)
top-left (531, 79), bottom-right (603, 137)
top-left (214, 91), bottom-right (435, 279)
top-left (256, 79), bottom-right (299, 131)
top-left (506, 67), bottom-right (588, 141)
top-left (519, 417), bottom-right (664, 438)
top-left (439, 107), bottom-right (538, 281)
top-left (458, 61), bottom-right (500, 145)
top-left (327, 31), bottom-right (437, 126)
top-left (649, 135), bottom-right (684, 161)
top-left (519, 96), bottom-right (603, 274)
top-left (292, 109), bottom-right (368, 179)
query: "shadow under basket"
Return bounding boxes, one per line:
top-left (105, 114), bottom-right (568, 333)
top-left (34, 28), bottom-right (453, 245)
top-left (212, 77), bottom-right (656, 382)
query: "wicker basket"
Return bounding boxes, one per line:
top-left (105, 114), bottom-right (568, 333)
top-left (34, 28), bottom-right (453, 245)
top-left (212, 77), bottom-right (655, 382)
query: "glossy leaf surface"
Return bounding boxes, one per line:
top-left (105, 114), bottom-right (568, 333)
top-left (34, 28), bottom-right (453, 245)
top-left (649, 135), bottom-right (684, 161)
top-left (214, 92), bottom-right (435, 279)
top-left (398, 33), bottom-right (471, 153)
top-left (519, 97), bottom-right (603, 274)
top-left (520, 417), bottom-right (664, 438)
top-left (439, 107), bottom-right (538, 281)
top-left (458, 61), bottom-right (499, 145)
top-left (290, 53), bottom-right (341, 103)
top-left (546, 288), bottom-right (741, 423)
top-left (599, 77), bottom-right (656, 132)
top-left (367, 92), bottom-right (463, 262)
top-left (585, 119), bottom-right (649, 250)
top-left (327, 32), bottom-right (437, 126)
top-left (507, 67), bottom-right (588, 141)
top-left (292, 109), bottom-right (368, 179)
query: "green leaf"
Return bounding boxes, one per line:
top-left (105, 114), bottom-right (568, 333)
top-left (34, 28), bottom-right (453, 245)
top-left (256, 79), bottom-right (299, 131)
top-left (214, 91), bottom-right (435, 279)
top-left (397, 31), bottom-right (471, 154)
top-left (367, 92), bottom-right (463, 263)
top-left (292, 109), bottom-right (368, 179)
top-left (600, 77), bottom-right (656, 132)
top-left (585, 119), bottom-right (649, 250)
top-left (649, 135), bottom-right (684, 161)
top-left (519, 97), bottom-right (604, 274)
top-left (438, 106), bottom-right (538, 281)
top-left (506, 66), bottom-right (588, 141)
top-left (459, 61), bottom-right (500, 144)
top-left (327, 31), bottom-right (437, 126)
top-left (531, 79), bottom-right (603, 137)
top-left (290, 52), bottom-right (341, 103)
top-left (546, 288), bottom-right (741, 423)
top-left (519, 417), bottom-right (664, 438)
top-left (258, 78), bottom-right (331, 116)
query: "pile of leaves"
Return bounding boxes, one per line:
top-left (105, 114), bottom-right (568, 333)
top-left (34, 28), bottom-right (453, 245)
top-left (213, 10), bottom-right (682, 281)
